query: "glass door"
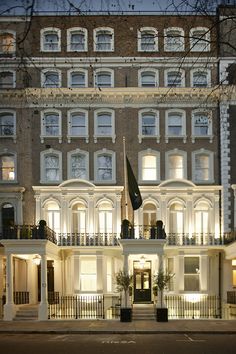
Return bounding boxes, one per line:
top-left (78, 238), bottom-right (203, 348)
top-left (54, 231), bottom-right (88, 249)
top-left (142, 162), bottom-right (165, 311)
top-left (133, 261), bottom-right (151, 303)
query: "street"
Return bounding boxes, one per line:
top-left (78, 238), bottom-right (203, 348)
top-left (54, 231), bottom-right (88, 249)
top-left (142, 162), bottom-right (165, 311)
top-left (0, 333), bottom-right (236, 353)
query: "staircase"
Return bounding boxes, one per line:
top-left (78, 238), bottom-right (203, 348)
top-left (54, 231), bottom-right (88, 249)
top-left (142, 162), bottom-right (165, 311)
top-left (132, 304), bottom-right (156, 321)
top-left (14, 304), bottom-right (38, 321)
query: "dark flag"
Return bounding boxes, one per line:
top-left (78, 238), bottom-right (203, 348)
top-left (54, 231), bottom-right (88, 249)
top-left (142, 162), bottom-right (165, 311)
top-left (126, 156), bottom-right (142, 210)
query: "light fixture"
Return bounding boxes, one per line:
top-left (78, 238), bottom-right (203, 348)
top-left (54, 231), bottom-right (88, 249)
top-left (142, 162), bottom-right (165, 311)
top-left (139, 256), bottom-right (146, 269)
top-left (33, 255), bottom-right (41, 266)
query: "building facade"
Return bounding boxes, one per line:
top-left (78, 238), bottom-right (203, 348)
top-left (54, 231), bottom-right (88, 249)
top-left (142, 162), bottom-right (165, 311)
top-left (0, 6), bottom-right (236, 320)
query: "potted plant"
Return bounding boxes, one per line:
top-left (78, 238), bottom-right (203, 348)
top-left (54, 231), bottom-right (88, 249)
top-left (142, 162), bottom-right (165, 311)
top-left (153, 269), bottom-right (174, 322)
top-left (115, 270), bottom-right (133, 322)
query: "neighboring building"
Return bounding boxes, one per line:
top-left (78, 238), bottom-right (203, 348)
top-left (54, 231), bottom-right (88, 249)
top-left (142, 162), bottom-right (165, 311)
top-left (0, 5), bottom-right (235, 321)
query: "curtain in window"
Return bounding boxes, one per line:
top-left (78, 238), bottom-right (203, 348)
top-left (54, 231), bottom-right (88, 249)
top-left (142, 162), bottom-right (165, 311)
top-left (44, 113), bottom-right (59, 135)
top-left (0, 155), bottom-right (15, 180)
top-left (44, 33), bottom-right (59, 50)
top-left (71, 32), bottom-right (85, 51)
top-left (169, 155), bottom-right (183, 178)
top-left (142, 113), bottom-right (156, 135)
top-left (195, 154), bottom-right (209, 181)
top-left (45, 155), bottom-right (59, 181)
top-left (97, 155), bottom-right (112, 180)
top-left (71, 154), bottom-right (86, 179)
top-left (96, 32), bottom-right (112, 50)
top-left (0, 113), bottom-right (14, 136)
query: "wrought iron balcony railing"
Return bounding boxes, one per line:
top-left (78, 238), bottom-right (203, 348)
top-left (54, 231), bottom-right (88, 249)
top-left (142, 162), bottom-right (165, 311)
top-left (0, 225), bottom-right (57, 244)
top-left (57, 233), bottom-right (119, 247)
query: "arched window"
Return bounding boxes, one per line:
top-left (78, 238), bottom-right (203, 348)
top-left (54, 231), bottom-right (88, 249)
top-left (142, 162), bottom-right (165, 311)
top-left (67, 149), bottom-right (89, 180)
top-left (72, 202), bottom-right (86, 233)
top-left (68, 69), bottom-right (87, 88)
top-left (164, 27), bottom-right (184, 51)
top-left (165, 69), bottom-right (185, 87)
top-left (1, 203), bottom-right (14, 229)
top-left (94, 27), bottom-right (114, 51)
top-left (94, 109), bottom-right (116, 142)
top-left (67, 109), bottom-right (88, 142)
top-left (0, 31), bottom-right (15, 54)
top-left (0, 111), bottom-right (15, 137)
top-left (138, 27), bottom-right (158, 51)
top-left (0, 70), bottom-right (15, 88)
top-left (41, 69), bottom-right (61, 88)
top-left (44, 201), bottom-right (60, 234)
top-left (169, 202), bottom-right (184, 234)
top-left (192, 150), bottom-right (214, 183)
top-left (139, 150), bottom-right (160, 182)
top-left (166, 150), bottom-right (187, 179)
top-left (94, 69), bottom-right (114, 88)
top-left (143, 203), bottom-right (158, 237)
top-left (67, 27), bottom-right (87, 52)
top-left (94, 150), bottom-right (116, 183)
top-left (139, 69), bottom-right (158, 87)
top-left (98, 201), bottom-right (113, 235)
top-left (138, 109), bottom-right (159, 142)
top-left (191, 69), bottom-right (210, 87)
top-left (192, 111), bottom-right (213, 142)
top-left (190, 27), bottom-right (210, 52)
top-left (41, 28), bottom-right (61, 51)
top-left (40, 149), bottom-right (62, 183)
top-left (165, 110), bottom-right (186, 142)
top-left (41, 110), bottom-right (62, 143)
top-left (194, 201), bottom-right (210, 236)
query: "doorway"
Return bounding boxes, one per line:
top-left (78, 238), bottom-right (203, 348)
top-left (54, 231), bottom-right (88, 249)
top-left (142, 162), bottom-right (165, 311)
top-left (133, 261), bottom-right (151, 303)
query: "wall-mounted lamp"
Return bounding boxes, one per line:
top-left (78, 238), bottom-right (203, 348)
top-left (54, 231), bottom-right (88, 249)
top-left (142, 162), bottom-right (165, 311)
top-left (139, 256), bottom-right (146, 269)
top-left (33, 255), bottom-right (41, 266)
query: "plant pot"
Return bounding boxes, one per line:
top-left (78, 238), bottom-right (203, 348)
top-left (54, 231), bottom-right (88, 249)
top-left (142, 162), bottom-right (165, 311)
top-left (156, 308), bottom-right (168, 322)
top-left (120, 308), bottom-right (132, 322)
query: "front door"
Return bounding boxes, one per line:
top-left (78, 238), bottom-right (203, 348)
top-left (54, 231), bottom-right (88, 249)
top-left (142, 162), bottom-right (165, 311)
top-left (133, 261), bottom-right (151, 303)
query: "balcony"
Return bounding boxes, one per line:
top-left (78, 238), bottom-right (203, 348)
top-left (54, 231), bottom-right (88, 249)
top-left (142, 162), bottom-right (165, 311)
top-left (0, 224), bottom-right (57, 244)
top-left (57, 233), bottom-right (119, 247)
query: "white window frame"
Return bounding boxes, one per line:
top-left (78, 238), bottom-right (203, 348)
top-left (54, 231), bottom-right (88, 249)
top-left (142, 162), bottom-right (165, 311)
top-left (138, 68), bottom-right (159, 87)
top-left (138, 109), bottom-right (160, 143)
top-left (165, 149), bottom-right (187, 180)
top-left (137, 27), bottom-right (158, 52)
top-left (190, 27), bottom-right (210, 52)
top-left (0, 69), bottom-right (16, 88)
top-left (93, 27), bottom-right (114, 52)
top-left (138, 149), bottom-right (160, 183)
top-left (165, 109), bottom-right (186, 143)
top-left (94, 149), bottom-right (116, 184)
top-left (0, 110), bottom-right (16, 142)
top-left (184, 256), bottom-right (200, 292)
top-left (40, 27), bottom-right (61, 52)
top-left (67, 68), bottom-right (88, 88)
top-left (67, 149), bottom-right (89, 180)
top-left (192, 149), bottom-right (214, 184)
top-left (165, 68), bottom-right (185, 87)
top-left (0, 30), bottom-right (16, 54)
top-left (94, 108), bottom-right (116, 143)
top-left (94, 68), bottom-right (114, 88)
top-left (40, 149), bottom-right (62, 184)
top-left (40, 109), bottom-right (62, 143)
top-left (0, 150), bottom-right (17, 183)
top-left (67, 108), bottom-right (89, 143)
top-left (164, 27), bottom-right (184, 52)
top-left (190, 68), bottom-right (211, 88)
top-left (41, 68), bottom-right (61, 88)
top-left (67, 27), bottom-right (88, 52)
top-left (191, 110), bottom-right (213, 143)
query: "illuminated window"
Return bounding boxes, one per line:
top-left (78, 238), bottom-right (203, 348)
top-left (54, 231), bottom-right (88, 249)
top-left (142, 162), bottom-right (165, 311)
top-left (80, 258), bottom-right (97, 291)
top-left (232, 260), bottom-right (236, 287)
top-left (0, 154), bottom-right (16, 181)
top-left (184, 257), bottom-right (200, 291)
top-left (98, 201), bottom-right (113, 234)
top-left (194, 201), bottom-right (210, 235)
top-left (169, 202), bottom-right (184, 234)
top-left (139, 150), bottom-right (160, 182)
top-left (72, 202), bottom-right (86, 233)
top-left (0, 31), bottom-right (15, 54)
top-left (45, 201), bottom-right (60, 234)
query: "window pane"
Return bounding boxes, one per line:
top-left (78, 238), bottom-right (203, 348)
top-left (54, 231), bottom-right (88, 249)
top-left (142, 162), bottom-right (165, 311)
top-left (142, 155), bottom-right (157, 180)
top-left (0, 113), bottom-right (14, 135)
top-left (167, 72), bottom-right (182, 87)
top-left (0, 33), bottom-right (14, 53)
top-left (168, 114), bottom-right (182, 135)
top-left (194, 114), bottom-right (209, 135)
top-left (70, 112), bottom-right (86, 135)
top-left (191, 30), bottom-right (207, 50)
top-left (169, 155), bottom-right (183, 178)
top-left (0, 72), bottom-right (13, 88)
top-left (141, 32), bottom-right (155, 50)
top-left (44, 32), bottom-right (59, 50)
top-left (97, 155), bottom-right (112, 180)
top-left (70, 32), bottom-right (85, 51)
top-left (96, 72), bottom-right (111, 87)
top-left (142, 114), bottom-right (156, 135)
top-left (71, 154), bottom-right (86, 179)
top-left (166, 30), bottom-right (183, 50)
top-left (0, 155), bottom-right (15, 180)
top-left (44, 113), bottom-right (59, 135)
top-left (45, 155), bottom-right (59, 181)
top-left (43, 72), bottom-right (59, 87)
top-left (96, 32), bottom-right (112, 50)
top-left (97, 113), bottom-right (112, 135)
top-left (195, 154), bottom-right (209, 181)
top-left (193, 72), bottom-right (207, 87)
top-left (141, 72), bottom-right (156, 87)
top-left (71, 72), bottom-right (85, 87)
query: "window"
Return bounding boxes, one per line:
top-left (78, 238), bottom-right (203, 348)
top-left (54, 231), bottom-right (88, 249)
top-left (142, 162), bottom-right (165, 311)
top-left (139, 69), bottom-right (158, 87)
top-left (41, 70), bottom-right (61, 88)
top-left (94, 109), bottom-right (115, 142)
top-left (0, 154), bottom-right (16, 181)
top-left (67, 27), bottom-right (87, 52)
top-left (143, 203), bottom-right (158, 231)
top-left (139, 150), bottom-right (160, 182)
top-left (72, 202), bottom-right (87, 233)
top-left (0, 71), bottom-right (15, 88)
top-left (192, 111), bottom-right (212, 142)
top-left (184, 257), bottom-right (200, 291)
top-left (164, 28), bottom-right (184, 51)
top-left (138, 27), bottom-right (158, 51)
top-left (194, 201), bottom-right (210, 236)
top-left (190, 27), bottom-right (210, 52)
top-left (98, 201), bottom-right (113, 235)
top-left (67, 109), bottom-right (88, 142)
top-left (95, 150), bottom-right (116, 183)
top-left (166, 150), bottom-right (186, 179)
top-left (191, 69), bottom-right (210, 87)
top-left (94, 27), bottom-right (114, 51)
top-left (41, 28), bottom-right (61, 52)
top-left (68, 69), bottom-right (87, 88)
top-left (80, 258), bottom-right (96, 291)
top-left (94, 69), bottom-right (114, 88)
top-left (44, 201), bottom-right (60, 234)
top-left (0, 31), bottom-right (15, 54)
top-left (41, 110), bottom-right (62, 143)
top-left (0, 111), bottom-right (15, 138)
top-left (169, 202), bottom-right (185, 234)
top-left (68, 149), bottom-right (89, 180)
top-left (192, 150), bottom-right (213, 183)
top-left (165, 69), bottom-right (184, 87)
top-left (138, 110), bottom-right (159, 142)
top-left (166, 110), bottom-right (186, 142)
top-left (40, 149), bottom-right (62, 183)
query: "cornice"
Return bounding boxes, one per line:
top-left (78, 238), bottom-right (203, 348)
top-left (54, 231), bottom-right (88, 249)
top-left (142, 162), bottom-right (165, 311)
top-left (0, 87), bottom-right (224, 108)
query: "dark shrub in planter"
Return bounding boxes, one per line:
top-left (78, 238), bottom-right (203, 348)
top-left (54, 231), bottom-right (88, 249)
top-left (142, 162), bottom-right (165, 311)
top-left (120, 308), bottom-right (132, 322)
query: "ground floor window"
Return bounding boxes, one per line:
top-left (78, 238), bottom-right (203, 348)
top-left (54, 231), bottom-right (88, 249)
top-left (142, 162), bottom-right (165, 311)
top-left (184, 257), bottom-right (200, 291)
top-left (80, 258), bottom-right (96, 291)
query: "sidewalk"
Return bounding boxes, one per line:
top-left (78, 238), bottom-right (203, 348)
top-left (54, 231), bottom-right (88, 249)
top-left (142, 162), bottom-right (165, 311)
top-left (0, 319), bottom-right (236, 334)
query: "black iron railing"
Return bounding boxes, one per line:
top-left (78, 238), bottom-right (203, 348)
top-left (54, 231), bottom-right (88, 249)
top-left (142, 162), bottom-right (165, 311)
top-left (48, 295), bottom-right (104, 319)
top-left (165, 294), bottom-right (220, 319)
top-left (0, 225), bottom-right (57, 244)
top-left (227, 291), bottom-right (236, 304)
top-left (166, 233), bottom-right (223, 246)
top-left (58, 233), bottom-right (119, 247)
top-left (1, 291), bottom-right (29, 305)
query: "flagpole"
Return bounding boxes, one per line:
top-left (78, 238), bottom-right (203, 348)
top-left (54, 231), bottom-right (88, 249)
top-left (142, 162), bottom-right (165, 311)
top-left (123, 136), bottom-right (128, 220)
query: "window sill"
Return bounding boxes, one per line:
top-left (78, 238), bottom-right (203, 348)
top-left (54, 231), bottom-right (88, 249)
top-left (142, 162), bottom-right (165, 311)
top-left (138, 135), bottom-right (160, 143)
top-left (191, 135), bottom-right (213, 143)
top-left (0, 135), bottom-right (16, 143)
top-left (94, 135), bottom-right (116, 143)
top-left (67, 135), bottom-right (89, 143)
top-left (40, 135), bottom-right (62, 143)
top-left (165, 135), bottom-right (187, 143)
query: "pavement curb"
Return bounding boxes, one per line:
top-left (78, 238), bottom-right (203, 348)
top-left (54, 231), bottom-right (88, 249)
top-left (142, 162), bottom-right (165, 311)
top-left (1, 330), bottom-right (236, 334)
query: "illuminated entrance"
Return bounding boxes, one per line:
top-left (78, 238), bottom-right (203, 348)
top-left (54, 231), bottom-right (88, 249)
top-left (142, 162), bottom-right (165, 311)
top-left (133, 260), bottom-right (151, 303)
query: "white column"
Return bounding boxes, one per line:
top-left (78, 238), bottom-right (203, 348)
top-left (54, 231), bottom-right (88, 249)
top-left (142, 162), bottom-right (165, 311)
top-left (96, 253), bottom-right (103, 293)
top-left (38, 254), bottom-right (48, 320)
top-left (88, 194), bottom-right (94, 234)
top-left (214, 194), bottom-right (220, 239)
top-left (115, 193), bottom-right (122, 235)
top-left (4, 253), bottom-right (16, 320)
top-left (123, 253), bottom-right (128, 273)
top-left (61, 196), bottom-right (68, 233)
top-left (186, 197), bottom-right (192, 237)
top-left (178, 252), bottom-right (185, 292)
top-left (200, 253), bottom-right (208, 292)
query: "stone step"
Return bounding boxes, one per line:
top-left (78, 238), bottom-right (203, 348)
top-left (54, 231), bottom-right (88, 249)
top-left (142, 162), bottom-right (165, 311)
top-left (132, 304), bottom-right (156, 321)
top-left (14, 305), bottom-right (38, 321)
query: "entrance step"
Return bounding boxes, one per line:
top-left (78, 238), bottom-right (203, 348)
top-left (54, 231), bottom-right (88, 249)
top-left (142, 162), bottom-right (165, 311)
top-left (132, 304), bottom-right (156, 321)
top-left (14, 304), bottom-right (38, 321)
